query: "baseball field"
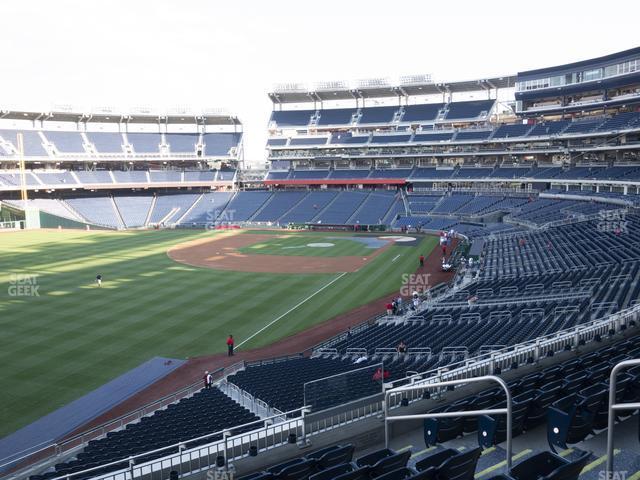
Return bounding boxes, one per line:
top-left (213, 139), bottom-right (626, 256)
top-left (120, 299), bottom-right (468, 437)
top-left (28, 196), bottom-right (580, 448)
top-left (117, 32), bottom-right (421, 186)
top-left (0, 228), bottom-right (438, 438)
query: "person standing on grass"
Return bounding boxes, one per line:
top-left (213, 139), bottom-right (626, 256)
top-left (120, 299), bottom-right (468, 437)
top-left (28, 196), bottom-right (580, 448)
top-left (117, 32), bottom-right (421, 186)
top-left (227, 335), bottom-right (235, 356)
top-left (96, 274), bottom-right (102, 287)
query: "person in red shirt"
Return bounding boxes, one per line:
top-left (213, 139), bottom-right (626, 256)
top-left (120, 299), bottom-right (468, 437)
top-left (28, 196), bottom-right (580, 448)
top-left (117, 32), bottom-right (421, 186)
top-left (385, 302), bottom-right (393, 316)
top-left (372, 367), bottom-right (390, 382)
top-left (419, 254), bottom-right (425, 267)
top-left (226, 335), bottom-right (234, 356)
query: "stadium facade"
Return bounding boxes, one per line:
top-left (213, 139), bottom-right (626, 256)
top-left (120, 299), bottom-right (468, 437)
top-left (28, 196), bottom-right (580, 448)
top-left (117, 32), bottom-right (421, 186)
top-left (2, 47), bottom-right (640, 480)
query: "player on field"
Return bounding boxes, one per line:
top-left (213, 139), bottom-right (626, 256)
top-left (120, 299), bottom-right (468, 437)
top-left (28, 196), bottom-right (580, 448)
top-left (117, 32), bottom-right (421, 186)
top-left (96, 274), bottom-right (102, 287)
top-left (227, 335), bottom-right (235, 356)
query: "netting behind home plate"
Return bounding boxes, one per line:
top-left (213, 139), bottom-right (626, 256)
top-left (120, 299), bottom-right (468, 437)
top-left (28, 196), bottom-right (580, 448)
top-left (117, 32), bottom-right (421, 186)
top-left (303, 362), bottom-right (384, 412)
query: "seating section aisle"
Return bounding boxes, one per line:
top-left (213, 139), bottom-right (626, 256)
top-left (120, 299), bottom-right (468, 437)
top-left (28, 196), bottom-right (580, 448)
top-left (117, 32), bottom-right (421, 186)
top-left (113, 196), bottom-right (153, 228)
top-left (179, 192), bottom-right (234, 225)
top-left (66, 197), bottom-right (123, 229)
top-left (279, 191), bottom-right (338, 224)
top-left (149, 193), bottom-right (200, 224)
top-left (314, 191), bottom-right (370, 224)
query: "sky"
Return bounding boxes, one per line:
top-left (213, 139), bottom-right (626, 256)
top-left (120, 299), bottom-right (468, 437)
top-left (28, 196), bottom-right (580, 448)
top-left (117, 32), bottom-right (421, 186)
top-left (0, 0), bottom-right (638, 166)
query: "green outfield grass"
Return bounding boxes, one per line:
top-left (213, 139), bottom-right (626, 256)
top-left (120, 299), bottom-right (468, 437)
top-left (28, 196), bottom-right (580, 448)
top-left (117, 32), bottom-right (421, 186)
top-left (237, 232), bottom-right (377, 257)
top-left (0, 229), bottom-right (437, 438)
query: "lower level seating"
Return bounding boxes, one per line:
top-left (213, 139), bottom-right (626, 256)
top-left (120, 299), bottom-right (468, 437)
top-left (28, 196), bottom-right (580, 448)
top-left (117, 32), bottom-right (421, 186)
top-left (33, 388), bottom-right (259, 480)
top-left (238, 446), bottom-right (412, 480)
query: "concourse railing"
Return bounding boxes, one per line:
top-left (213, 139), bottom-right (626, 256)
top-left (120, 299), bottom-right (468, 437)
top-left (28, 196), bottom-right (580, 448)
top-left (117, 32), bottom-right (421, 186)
top-left (384, 375), bottom-right (513, 471)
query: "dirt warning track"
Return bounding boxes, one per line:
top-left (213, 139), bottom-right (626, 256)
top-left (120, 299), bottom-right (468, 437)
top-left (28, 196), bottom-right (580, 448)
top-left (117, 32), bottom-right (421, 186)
top-left (167, 232), bottom-right (392, 273)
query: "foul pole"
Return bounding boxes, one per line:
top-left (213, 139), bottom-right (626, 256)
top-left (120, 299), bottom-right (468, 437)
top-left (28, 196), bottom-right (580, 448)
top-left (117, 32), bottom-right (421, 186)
top-left (17, 133), bottom-right (28, 201)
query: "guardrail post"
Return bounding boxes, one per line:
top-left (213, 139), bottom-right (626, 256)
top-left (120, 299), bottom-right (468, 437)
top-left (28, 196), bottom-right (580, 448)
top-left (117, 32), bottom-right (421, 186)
top-left (384, 375), bottom-right (513, 472)
top-left (128, 457), bottom-right (134, 480)
top-left (179, 443), bottom-right (185, 474)
top-left (223, 430), bottom-right (230, 472)
top-left (606, 358), bottom-right (640, 479)
top-left (299, 407), bottom-right (310, 446)
top-left (534, 339), bottom-right (541, 362)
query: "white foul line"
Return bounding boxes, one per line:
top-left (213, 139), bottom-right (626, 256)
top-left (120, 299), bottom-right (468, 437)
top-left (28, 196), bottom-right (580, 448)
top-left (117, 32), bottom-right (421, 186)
top-left (236, 271), bottom-right (348, 350)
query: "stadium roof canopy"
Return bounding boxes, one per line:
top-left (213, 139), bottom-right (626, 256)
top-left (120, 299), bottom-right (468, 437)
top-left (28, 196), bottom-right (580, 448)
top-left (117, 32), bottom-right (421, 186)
top-left (268, 75), bottom-right (516, 104)
top-left (0, 108), bottom-right (242, 125)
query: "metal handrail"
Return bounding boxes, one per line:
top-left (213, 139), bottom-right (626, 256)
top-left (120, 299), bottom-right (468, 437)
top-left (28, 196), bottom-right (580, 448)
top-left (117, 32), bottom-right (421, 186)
top-left (45, 405), bottom-right (310, 480)
top-left (388, 302), bottom-right (640, 390)
top-left (54, 292), bottom-right (638, 480)
top-left (384, 375), bottom-right (513, 471)
top-left (605, 358), bottom-right (640, 479)
top-left (0, 365), bottom-right (230, 473)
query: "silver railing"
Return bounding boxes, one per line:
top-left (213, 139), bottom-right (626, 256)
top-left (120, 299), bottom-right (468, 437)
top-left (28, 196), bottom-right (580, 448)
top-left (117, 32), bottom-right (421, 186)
top-left (306, 301), bottom-right (640, 442)
top-left (17, 304), bottom-right (640, 480)
top-left (384, 375), bottom-right (513, 470)
top-left (44, 406), bottom-right (309, 480)
top-left (386, 303), bottom-right (640, 394)
top-left (606, 358), bottom-right (640, 479)
top-left (0, 363), bottom-right (244, 477)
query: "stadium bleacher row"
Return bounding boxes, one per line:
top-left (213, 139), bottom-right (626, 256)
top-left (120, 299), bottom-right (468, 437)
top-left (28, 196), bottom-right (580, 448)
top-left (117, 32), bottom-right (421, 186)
top-left (2, 189), bottom-right (404, 229)
top-left (0, 130), bottom-right (241, 157)
top-left (3, 188), bottom-right (632, 232)
top-left (30, 388), bottom-right (260, 480)
top-left (3, 163), bottom-right (640, 195)
top-left (235, 335), bottom-right (640, 480)
top-left (21, 205), bottom-right (640, 480)
top-left (266, 110), bottom-right (640, 147)
top-left (9, 41), bottom-right (640, 480)
top-left (223, 217), bottom-right (640, 415)
top-left (265, 163), bottom-right (640, 182)
top-left (269, 100), bottom-right (495, 129)
top-left (0, 169), bottom-right (235, 188)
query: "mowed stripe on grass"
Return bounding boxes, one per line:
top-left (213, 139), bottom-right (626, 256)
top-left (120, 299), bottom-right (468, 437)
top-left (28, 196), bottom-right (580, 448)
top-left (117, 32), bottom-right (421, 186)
top-left (0, 230), bottom-right (436, 438)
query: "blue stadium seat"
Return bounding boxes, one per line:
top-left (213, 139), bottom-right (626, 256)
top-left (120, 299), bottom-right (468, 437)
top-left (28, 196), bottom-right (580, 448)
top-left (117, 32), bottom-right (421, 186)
top-left (203, 133), bottom-right (241, 156)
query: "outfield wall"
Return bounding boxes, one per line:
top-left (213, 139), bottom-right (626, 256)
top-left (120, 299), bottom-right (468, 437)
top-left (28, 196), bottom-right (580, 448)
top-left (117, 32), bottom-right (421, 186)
top-left (38, 211), bottom-right (111, 230)
top-left (1, 202), bottom-right (111, 230)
